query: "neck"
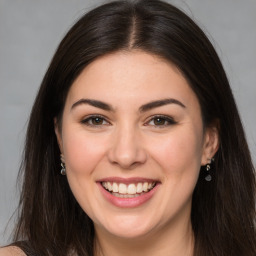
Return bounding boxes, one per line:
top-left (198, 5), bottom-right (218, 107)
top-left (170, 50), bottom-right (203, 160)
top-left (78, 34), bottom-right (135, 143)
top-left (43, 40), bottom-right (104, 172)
top-left (94, 218), bottom-right (194, 256)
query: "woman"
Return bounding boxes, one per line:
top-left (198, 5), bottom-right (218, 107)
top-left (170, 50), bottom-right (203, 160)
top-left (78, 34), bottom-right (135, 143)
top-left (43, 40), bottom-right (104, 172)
top-left (1, 0), bottom-right (255, 255)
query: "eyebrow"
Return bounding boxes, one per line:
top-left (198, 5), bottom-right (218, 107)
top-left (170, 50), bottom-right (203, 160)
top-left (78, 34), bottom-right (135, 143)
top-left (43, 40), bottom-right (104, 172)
top-left (139, 98), bottom-right (186, 112)
top-left (71, 99), bottom-right (114, 112)
top-left (71, 98), bottom-right (186, 112)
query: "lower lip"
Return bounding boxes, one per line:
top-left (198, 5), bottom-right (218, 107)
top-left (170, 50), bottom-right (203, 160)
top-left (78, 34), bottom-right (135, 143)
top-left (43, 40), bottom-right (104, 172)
top-left (97, 182), bottom-right (159, 208)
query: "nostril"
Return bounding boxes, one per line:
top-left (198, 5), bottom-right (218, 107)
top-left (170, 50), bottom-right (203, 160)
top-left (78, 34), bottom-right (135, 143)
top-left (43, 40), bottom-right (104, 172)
top-left (110, 157), bottom-right (145, 170)
top-left (108, 148), bottom-right (147, 169)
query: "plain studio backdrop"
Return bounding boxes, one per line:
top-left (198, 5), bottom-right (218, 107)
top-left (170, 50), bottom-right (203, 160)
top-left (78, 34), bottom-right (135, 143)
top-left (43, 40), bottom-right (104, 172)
top-left (0, 0), bottom-right (255, 245)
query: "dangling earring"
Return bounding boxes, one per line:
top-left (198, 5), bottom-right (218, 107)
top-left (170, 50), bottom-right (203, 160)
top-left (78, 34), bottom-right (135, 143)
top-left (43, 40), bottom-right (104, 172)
top-left (205, 158), bottom-right (214, 182)
top-left (60, 154), bottom-right (66, 176)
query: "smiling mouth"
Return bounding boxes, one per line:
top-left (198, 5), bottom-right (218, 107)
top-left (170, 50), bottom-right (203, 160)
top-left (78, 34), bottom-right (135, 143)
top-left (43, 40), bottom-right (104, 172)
top-left (101, 181), bottom-right (157, 198)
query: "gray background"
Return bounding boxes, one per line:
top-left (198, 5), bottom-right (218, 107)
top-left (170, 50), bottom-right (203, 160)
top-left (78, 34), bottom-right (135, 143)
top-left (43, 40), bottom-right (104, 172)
top-left (0, 0), bottom-right (255, 245)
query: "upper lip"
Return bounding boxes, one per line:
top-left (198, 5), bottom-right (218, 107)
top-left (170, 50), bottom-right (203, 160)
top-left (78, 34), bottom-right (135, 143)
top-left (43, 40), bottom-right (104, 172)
top-left (97, 176), bottom-right (160, 184)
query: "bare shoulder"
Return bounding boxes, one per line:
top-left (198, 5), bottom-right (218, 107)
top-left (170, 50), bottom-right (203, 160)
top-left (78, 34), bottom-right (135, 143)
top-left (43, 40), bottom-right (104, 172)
top-left (0, 246), bottom-right (26, 256)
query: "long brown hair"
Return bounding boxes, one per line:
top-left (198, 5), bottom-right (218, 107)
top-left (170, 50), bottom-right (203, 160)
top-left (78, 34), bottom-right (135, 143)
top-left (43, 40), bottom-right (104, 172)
top-left (13, 0), bottom-right (256, 255)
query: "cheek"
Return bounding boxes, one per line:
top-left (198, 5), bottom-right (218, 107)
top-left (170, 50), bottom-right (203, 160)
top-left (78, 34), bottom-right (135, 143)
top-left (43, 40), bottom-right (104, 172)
top-left (61, 128), bottom-right (107, 217)
top-left (148, 128), bottom-right (203, 219)
top-left (62, 127), bottom-right (107, 176)
top-left (149, 127), bottom-right (204, 178)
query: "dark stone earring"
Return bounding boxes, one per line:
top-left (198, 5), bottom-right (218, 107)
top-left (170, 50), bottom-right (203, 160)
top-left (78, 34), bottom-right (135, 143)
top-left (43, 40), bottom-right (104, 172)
top-left (60, 162), bottom-right (66, 175)
top-left (60, 154), bottom-right (66, 175)
top-left (205, 158), bottom-right (214, 181)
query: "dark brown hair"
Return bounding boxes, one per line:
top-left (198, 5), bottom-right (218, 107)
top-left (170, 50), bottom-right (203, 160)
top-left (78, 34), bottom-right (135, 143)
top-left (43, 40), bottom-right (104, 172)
top-left (12, 0), bottom-right (256, 255)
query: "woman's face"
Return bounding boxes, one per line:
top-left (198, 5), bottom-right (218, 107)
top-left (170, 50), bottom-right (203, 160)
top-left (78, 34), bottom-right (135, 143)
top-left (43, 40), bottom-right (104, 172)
top-left (56, 51), bottom-right (218, 240)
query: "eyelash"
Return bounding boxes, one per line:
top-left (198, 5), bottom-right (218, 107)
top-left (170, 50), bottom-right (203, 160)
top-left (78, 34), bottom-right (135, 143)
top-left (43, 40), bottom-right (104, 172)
top-left (145, 115), bottom-right (177, 127)
top-left (81, 115), bottom-right (110, 127)
top-left (81, 114), bottom-right (176, 128)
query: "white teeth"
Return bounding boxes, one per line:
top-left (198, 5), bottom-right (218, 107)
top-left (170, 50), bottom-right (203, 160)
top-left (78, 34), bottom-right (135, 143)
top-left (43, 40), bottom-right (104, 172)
top-left (112, 182), bottom-right (118, 192)
top-left (136, 183), bottom-right (143, 193)
top-left (143, 182), bottom-right (149, 192)
top-left (148, 182), bottom-right (153, 189)
top-left (119, 183), bottom-right (127, 194)
top-left (102, 181), bottom-right (156, 195)
top-left (107, 182), bottom-right (112, 191)
top-left (127, 184), bottom-right (136, 194)
top-left (112, 192), bottom-right (141, 198)
top-left (102, 182), bottom-right (108, 189)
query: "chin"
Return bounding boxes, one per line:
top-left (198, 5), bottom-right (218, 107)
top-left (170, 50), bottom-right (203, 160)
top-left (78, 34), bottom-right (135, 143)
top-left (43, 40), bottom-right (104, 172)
top-left (95, 213), bottom-right (160, 239)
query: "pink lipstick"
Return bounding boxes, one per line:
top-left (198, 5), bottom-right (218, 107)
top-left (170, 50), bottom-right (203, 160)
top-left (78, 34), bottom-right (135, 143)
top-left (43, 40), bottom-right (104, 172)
top-left (97, 177), bottom-right (160, 208)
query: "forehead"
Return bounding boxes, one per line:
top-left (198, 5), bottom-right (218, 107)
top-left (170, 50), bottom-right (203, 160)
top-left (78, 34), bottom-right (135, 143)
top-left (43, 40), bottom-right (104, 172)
top-left (66, 50), bottom-right (199, 111)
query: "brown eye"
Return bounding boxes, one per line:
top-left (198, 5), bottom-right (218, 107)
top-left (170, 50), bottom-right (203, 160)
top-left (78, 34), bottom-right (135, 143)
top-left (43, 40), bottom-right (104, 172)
top-left (81, 115), bottom-right (109, 126)
top-left (146, 115), bottom-right (177, 127)
top-left (91, 117), bottom-right (104, 125)
top-left (153, 117), bottom-right (166, 126)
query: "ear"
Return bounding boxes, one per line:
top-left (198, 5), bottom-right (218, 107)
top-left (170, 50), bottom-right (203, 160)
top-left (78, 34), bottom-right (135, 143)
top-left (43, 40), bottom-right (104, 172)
top-left (54, 118), bottom-right (63, 153)
top-left (201, 120), bottom-right (219, 165)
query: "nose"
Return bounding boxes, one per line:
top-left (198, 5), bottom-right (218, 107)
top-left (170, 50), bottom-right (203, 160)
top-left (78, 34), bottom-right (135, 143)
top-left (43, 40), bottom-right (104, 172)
top-left (107, 125), bottom-right (147, 169)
